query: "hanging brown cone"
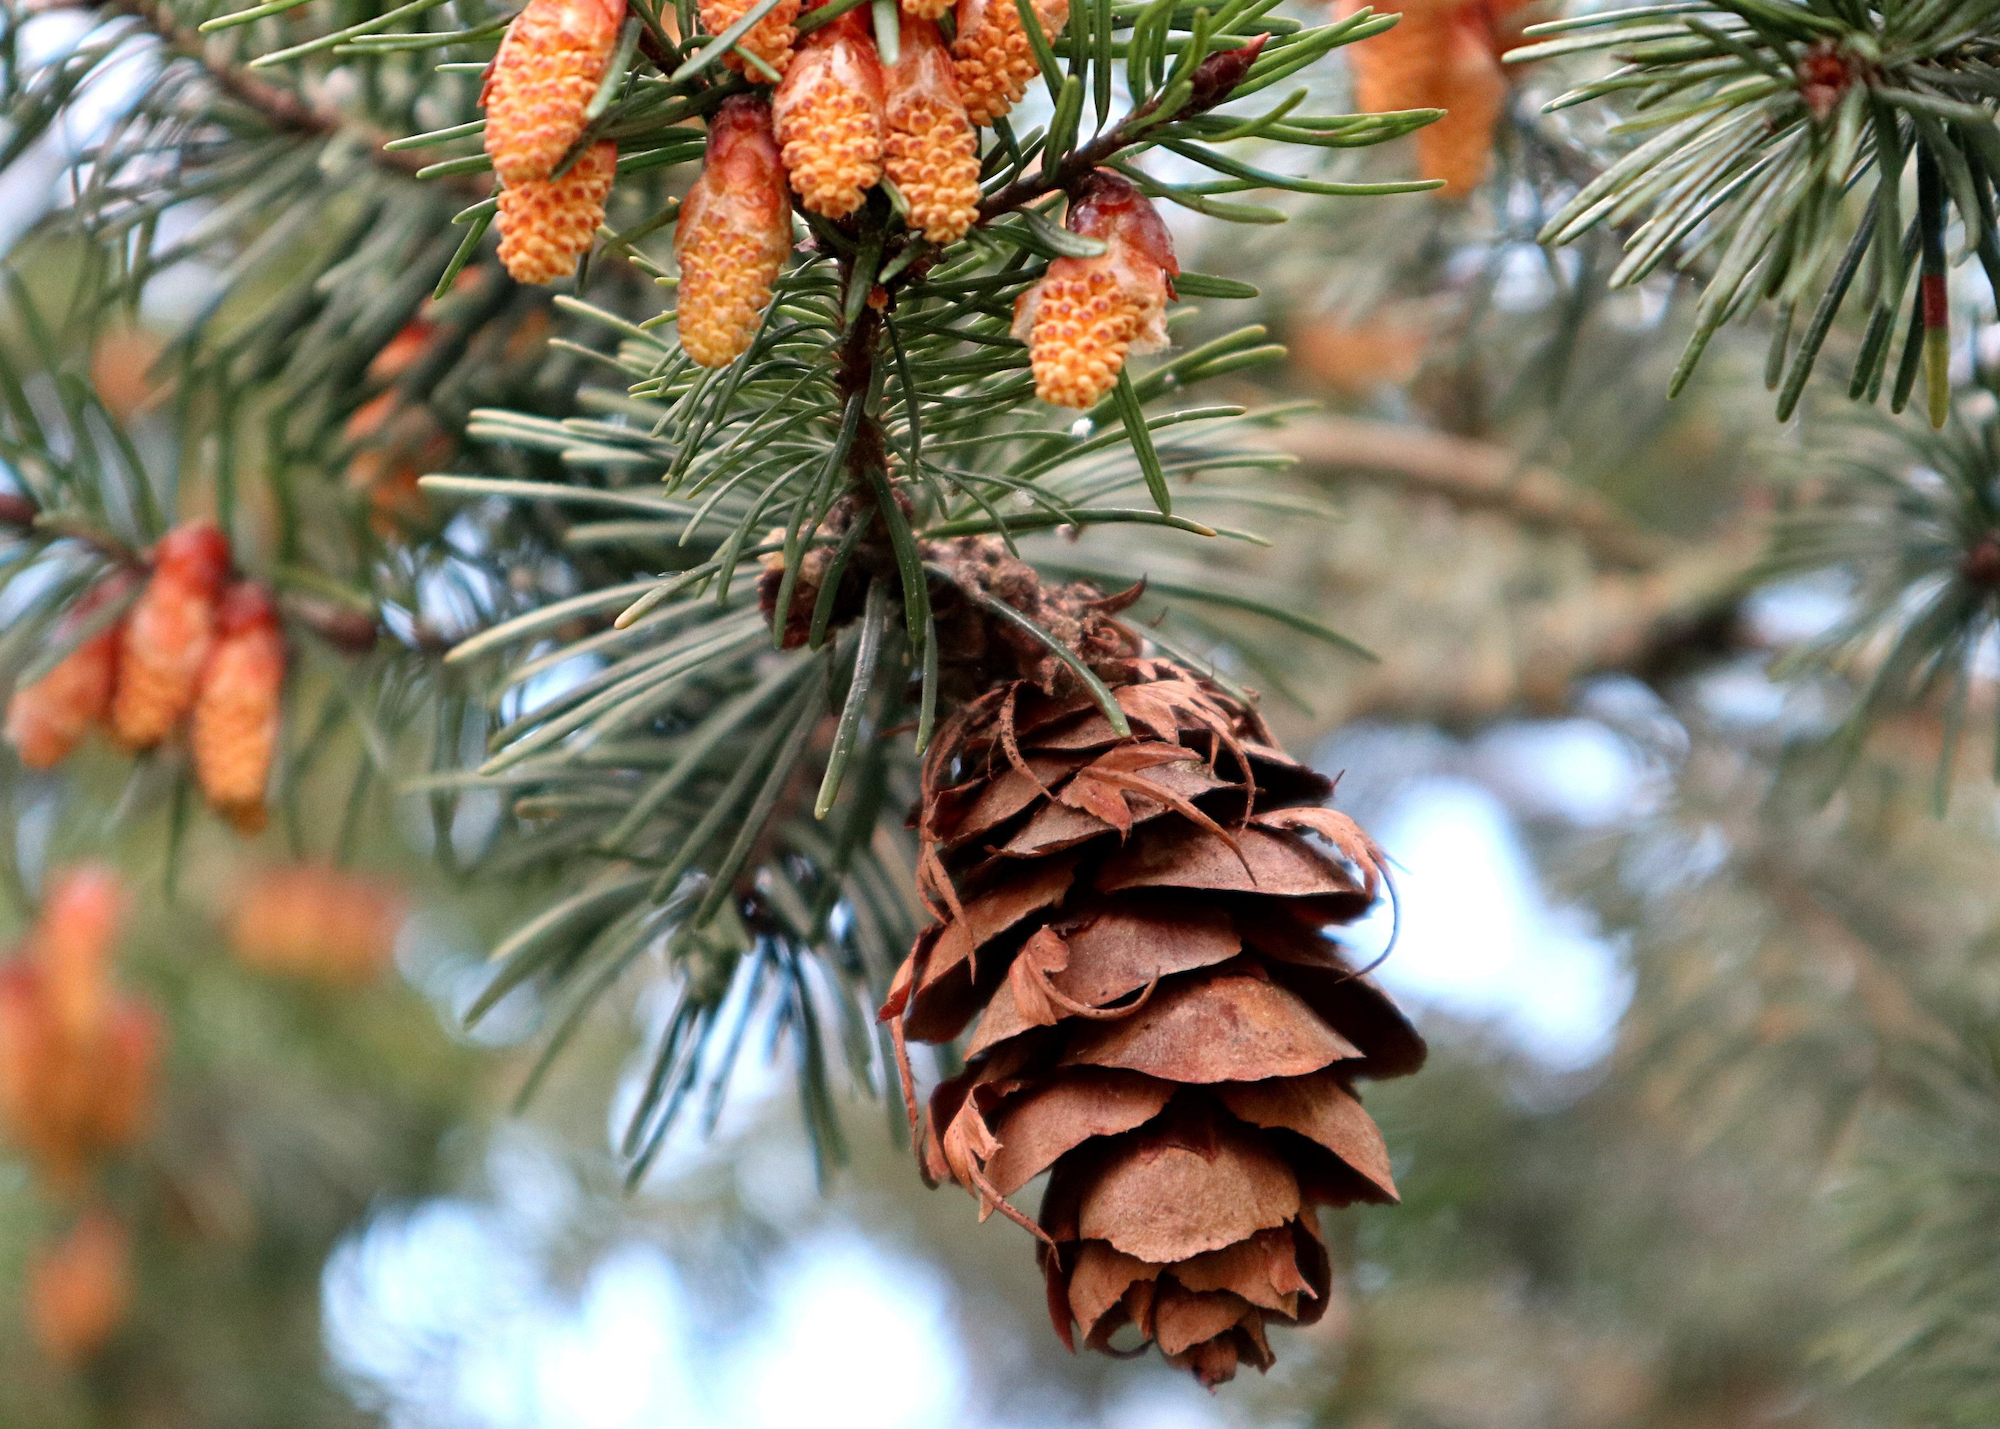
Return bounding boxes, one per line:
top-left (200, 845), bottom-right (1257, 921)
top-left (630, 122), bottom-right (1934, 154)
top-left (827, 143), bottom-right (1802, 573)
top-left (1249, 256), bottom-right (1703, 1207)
top-left (1013, 171), bottom-right (1179, 409)
top-left (190, 582), bottom-right (285, 834)
top-left (109, 521), bottom-right (232, 751)
top-left (27, 1208), bottom-right (132, 1366)
top-left (951, 0), bottom-right (1068, 126)
top-left (5, 575), bottom-right (132, 770)
top-left (698, 0), bottom-right (801, 79)
top-left (1417, 21), bottom-right (1505, 196)
top-left (881, 642), bottom-right (1423, 1387)
top-left (772, 2), bottom-right (886, 219)
top-left (482, 0), bottom-right (627, 186)
top-left (675, 94), bottom-right (793, 368)
top-left (883, 16), bottom-right (982, 247)
top-left (497, 140), bottom-right (619, 284)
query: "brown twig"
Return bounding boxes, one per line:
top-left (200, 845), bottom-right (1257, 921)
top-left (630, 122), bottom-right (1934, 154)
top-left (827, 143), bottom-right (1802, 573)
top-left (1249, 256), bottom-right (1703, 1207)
top-left (1271, 415), bottom-right (1670, 572)
top-left (46, 0), bottom-right (451, 181)
top-left (2, 502), bottom-right (385, 652)
top-left (974, 36), bottom-right (1269, 225)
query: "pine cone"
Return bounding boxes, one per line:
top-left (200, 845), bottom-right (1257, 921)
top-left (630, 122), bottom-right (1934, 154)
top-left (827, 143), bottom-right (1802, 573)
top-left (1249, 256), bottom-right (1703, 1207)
top-left (1013, 171), bottom-right (1178, 408)
top-left (482, 0), bottom-right (627, 186)
top-left (676, 95), bottom-right (794, 368)
top-left (773, 4), bottom-right (885, 218)
top-left (229, 864), bottom-right (407, 985)
top-left (884, 16), bottom-right (981, 246)
top-left (5, 576), bottom-right (130, 770)
top-left (0, 870), bottom-right (158, 1192)
top-left (109, 522), bottom-right (232, 751)
top-left (951, 0), bottom-right (1068, 126)
top-left (190, 582), bottom-right (285, 834)
top-left (1417, 23), bottom-right (1505, 196)
top-left (698, 0), bottom-right (801, 79)
top-left (882, 655), bottom-right (1423, 1387)
top-left (497, 140), bottom-right (618, 284)
top-left (27, 1209), bottom-right (131, 1366)
top-left (1337, 0), bottom-right (1452, 115)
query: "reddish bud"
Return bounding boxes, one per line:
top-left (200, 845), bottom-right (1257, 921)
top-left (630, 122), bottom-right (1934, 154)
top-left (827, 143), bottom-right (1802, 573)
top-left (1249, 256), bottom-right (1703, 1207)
top-left (1186, 34), bottom-right (1267, 114)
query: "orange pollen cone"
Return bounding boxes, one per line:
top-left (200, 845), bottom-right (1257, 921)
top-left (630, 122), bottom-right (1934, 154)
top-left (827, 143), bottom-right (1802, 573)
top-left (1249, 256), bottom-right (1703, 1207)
top-left (1013, 171), bottom-right (1178, 408)
top-left (950, 0), bottom-right (1068, 127)
top-left (675, 95), bottom-right (793, 368)
top-left (772, 7), bottom-right (886, 218)
top-left (481, 0), bottom-right (628, 186)
top-left (5, 577), bottom-right (130, 771)
top-left (497, 141), bottom-right (619, 285)
top-left (109, 521), bottom-right (232, 752)
top-left (697, 0), bottom-right (801, 79)
top-left (190, 582), bottom-right (285, 835)
top-left (884, 16), bottom-right (981, 245)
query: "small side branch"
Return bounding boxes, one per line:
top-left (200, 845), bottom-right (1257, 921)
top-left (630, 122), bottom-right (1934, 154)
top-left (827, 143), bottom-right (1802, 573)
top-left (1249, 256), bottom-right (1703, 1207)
top-left (1272, 415), bottom-right (1669, 572)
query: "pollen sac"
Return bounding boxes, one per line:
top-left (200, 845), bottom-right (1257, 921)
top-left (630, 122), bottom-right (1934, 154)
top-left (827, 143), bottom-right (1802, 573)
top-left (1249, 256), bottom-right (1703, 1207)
top-left (1013, 171), bottom-right (1179, 408)
top-left (497, 140), bottom-right (619, 285)
top-left (190, 581), bottom-right (285, 834)
top-left (773, 4), bottom-right (886, 218)
top-left (110, 521), bottom-right (232, 751)
top-left (482, 0), bottom-right (627, 187)
top-left (698, 0), bottom-right (801, 79)
top-left (951, 0), bottom-right (1069, 127)
top-left (883, 16), bottom-right (981, 246)
top-left (674, 95), bottom-right (794, 368)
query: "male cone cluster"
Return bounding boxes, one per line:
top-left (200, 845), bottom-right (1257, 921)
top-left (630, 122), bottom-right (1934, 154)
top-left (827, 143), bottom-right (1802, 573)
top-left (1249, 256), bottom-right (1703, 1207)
top-left (4, 521), bottom-right (286, 833)
top-left (670, 0), bottom-right (989, 363)
top-left (1338, 0), bottom-right (1521, 196)
top-left (881, 617), bottom-right (1424, 1384)
top-left (482, 0), bottom-right (1203, 405)
top-left (483, 0), bottom-right (627, 283)
top-left (0, 869), bottom-right (155, 1365)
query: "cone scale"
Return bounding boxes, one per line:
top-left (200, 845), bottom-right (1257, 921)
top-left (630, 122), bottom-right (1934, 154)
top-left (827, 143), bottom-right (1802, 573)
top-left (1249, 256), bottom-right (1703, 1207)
top-left (882, 652), bottom-right (1424, 1386)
